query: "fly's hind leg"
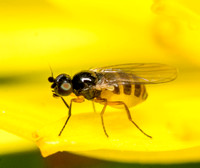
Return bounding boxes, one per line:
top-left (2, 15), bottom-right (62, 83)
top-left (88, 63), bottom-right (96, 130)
top-left (94, 99), bottom-right (152, 138)
top-left (110, 101), bottom-right (152, 139)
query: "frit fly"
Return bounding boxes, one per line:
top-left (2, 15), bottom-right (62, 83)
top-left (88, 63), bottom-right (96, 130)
top-left (48, 63), bottom-right (177, 138)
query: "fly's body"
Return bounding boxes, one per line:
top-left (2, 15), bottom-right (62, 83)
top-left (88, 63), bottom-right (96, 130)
top-left (71, 71), bottom-right (147, 107)
top-left (48, 63), bottom-right (177, 138)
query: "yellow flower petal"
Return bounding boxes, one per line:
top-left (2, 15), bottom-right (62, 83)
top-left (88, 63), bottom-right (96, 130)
top-left (152, 0), bottom-right (200, 65)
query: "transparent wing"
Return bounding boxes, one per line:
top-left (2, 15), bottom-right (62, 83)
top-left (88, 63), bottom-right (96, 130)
top-left (90, 63), bottom-right (178, 84)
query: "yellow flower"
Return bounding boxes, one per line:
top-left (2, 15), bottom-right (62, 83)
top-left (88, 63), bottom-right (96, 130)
top-left (0, 0), bottom-right (200, 164)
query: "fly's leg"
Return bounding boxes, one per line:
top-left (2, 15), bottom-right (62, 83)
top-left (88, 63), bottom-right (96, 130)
top-left (58, 97), bottom-right (71, 136)
top-left (94, 98), bottom-right (152, 138)
top-left (59, 96), bottom-right (84, 136)
top-left (123, 103), bottom-right (152, 138)
top-left (92, 101), bottom-right (96, 113)
top-left (100, 100), bottom-right (108, 137)
top-left (94, 98), bottom-right (109, 137)
top-left (60, 97), bottom-right (69, 109)
top-left (110, 101), bottom-right (152, 139)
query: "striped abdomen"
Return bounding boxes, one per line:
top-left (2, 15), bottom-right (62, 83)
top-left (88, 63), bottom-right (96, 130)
top-left (98, 72), bottom-right (148, 108)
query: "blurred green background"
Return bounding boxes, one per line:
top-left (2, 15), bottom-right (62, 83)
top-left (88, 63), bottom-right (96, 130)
top-left (1, 150), bottom-right (200, 168)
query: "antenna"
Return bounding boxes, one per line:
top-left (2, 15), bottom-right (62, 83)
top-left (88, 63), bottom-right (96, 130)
top-left (48, 65), bottom-right (54, 82)
top-left (49, 64), bottom-right (54, 78)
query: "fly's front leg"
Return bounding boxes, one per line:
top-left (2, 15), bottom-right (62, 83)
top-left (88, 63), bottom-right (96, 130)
top-left (59, 96), bottom-right (84, 136)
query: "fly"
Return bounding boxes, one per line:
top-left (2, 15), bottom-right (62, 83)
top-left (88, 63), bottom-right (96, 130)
top-left (48, 63), bottom-right (177, 138)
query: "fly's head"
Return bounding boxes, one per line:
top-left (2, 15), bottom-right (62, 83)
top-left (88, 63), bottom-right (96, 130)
top-left (48, 74), bottom-right (73, 97)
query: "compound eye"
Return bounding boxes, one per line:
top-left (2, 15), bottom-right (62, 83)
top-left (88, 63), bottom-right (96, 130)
top-left (61, 82), bottom-right (72, 91)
